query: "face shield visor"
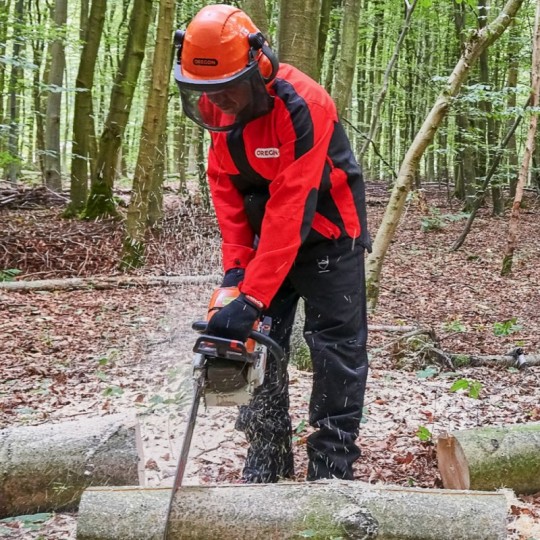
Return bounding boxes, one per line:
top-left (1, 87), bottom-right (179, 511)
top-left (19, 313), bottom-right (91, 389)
top-left (175, 61), bottom-right (273, 132)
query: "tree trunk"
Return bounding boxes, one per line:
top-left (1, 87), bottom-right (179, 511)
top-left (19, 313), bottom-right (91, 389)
top-left (0, 0), bottom-right (8, 153)
top-left (6, 0), bottom-right (25, 184)
top-left (241, 0), bottom-right (269, 37)
top-left (323, 11), bottom-right (340, 93)
top-left (505, 18), bottom-right (520, 197)
top-left (68, 0), bottom-right (107, 216)
top-left (277, 0), bottom-right (321, 80)
top-left (84, 0), bottom-right (153, 219)
top-left (0, 414), bottom-right (143, 517)
top-left (121, 0), bottom-right (175, 269)
top-left (365, 0), bottom-right (525, 310)
top-left (77, 482), bottom-right (509, 540)
top-left (29, 0), bottom-right (47, 177)
top-left (437, 423), bottom-right (540, 494)
top-left (332, 0), bottom-right (362, 119)
top-left (501, 0), bottom-right (540, 276)
top-left (316, 0), bottom-right (332, 83)
top-left (43, 0), bottom-right (67, 192)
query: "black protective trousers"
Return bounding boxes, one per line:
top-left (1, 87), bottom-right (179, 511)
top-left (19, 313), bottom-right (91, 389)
top-left (235, 236), bottom-right (369, 482)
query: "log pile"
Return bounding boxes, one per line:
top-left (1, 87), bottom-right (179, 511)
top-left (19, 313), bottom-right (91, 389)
top-left (0, 186), bottom-right (68, 209)
top-left (0, 414), bottom-right (143, 517)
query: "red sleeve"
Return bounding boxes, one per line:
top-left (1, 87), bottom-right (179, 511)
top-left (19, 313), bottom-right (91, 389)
top-left (207, 142), bottom-right (256, 270)
top-left (240, 101), bottom-right (335, 308)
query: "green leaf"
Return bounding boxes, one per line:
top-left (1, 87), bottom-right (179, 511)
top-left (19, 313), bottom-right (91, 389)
top-left (493, 318), bottom-right (522, 337)
top-left (0, 268), bottom-right (22, 282)
top-left (295, 419), bottom-right (307, 434)
top-left (1, 513), bottom-right (52, 525)
top-left (468, 381), bottom-right (483, 399)
top-left (102, 385), bottom-right (124, 397)
top-left (416, 366), bottom-right (438, 379)
top-left (443, 319), bottom-right (467, 333)
top-left (416, 426), bottom-right (432, 441)
top-left (450, 379), bottom-right (470, 392)
top-left (360, 406), bottom-right (369, 424)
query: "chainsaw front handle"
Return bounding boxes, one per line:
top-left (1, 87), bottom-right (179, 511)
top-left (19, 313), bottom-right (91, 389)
top-left (192, 321), bottom-right (287, 393)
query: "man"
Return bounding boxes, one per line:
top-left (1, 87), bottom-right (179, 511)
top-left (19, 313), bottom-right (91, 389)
top-left (174, 4), bottom-right (371, 483)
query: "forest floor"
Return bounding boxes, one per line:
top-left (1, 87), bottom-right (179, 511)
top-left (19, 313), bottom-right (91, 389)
top-left (1, 182), bottom-right (540, 539)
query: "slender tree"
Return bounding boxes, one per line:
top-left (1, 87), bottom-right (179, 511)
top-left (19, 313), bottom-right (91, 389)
top-left (505, 18), bottom-right (520, 197)
top-left (29, 0), bottom-right (47, 177)
top-left (43, 0), bottom-right (67, 192)
top-left (501, 0), bottom-right (540, 276)
top-left (332, 0), bottom-right (362, 118)
top-left (6, 0), bottom-right (24, 183)
top-left (0, 1), bottom-right (8, 147)
top-left (121, 0), bottom-right (175, 268)
top-left (67, 0), bottom-right (107, 215)
top-left (84, 0), bottom-right (153, 219)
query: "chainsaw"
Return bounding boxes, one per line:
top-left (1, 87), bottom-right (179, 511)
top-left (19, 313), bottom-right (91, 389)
top-left (162, 287), bottom-right (285, 538)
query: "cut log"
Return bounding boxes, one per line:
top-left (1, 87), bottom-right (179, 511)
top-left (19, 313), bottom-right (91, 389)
top-left (0, 414), bottom-right (143, 517)
top-left (437, 423), bottom-right (540, 494)
top-left (77, 482), bottom-right (509, 540)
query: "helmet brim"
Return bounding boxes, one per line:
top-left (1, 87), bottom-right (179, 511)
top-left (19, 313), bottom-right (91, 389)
top-left (174, 60), bottom-right (259, 92)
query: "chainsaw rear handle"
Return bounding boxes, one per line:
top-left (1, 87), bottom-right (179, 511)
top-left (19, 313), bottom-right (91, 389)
top-left (191, 321), bottom-right (287, 392)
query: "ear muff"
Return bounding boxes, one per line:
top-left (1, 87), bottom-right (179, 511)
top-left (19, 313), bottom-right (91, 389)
top-left (248, 32), bottom-right (279, 84)
top-left (174, 29), bottom-right (185, 63)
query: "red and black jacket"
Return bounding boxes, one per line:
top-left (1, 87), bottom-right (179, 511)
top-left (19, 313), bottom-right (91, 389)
top-left (207, 63), bottom-right (370, 308)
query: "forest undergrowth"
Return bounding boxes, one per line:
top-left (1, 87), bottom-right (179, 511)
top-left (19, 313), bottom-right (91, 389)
top-left (0, 182), bottom-right (539, 539)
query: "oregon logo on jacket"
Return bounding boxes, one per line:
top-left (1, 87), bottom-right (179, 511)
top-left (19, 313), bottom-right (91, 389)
top-left (255, 148), bottom-right (280, 158)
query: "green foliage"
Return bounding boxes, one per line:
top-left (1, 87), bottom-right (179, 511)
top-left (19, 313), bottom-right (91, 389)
top-left (292, 419), bottom-right (308, 443)
top-left (102, 385), bottom-right (124, 397)
top-left (416, 426), bottom-right (432, 442)
top-left (493, 318), bottom-right (522, 337)
top-left (360, 406), bottom-right (369, 424)
top-left (0, 268), bottom-right (22, 282)
top-left (416, 366), bottom-right (439, 379)
top-left (452, 354), bottom-right (471, 368)
top-left (450, 378), bottom-right (483, 399)
top-left (0, 513), bottom-right (53, 532)
top-left (421, 208), bottom-right (469, 232)
top-left (291, 341), bottom-right (312, 372)
top-left (0, 151), bottom-right (22, 168)
top-left (120, 237), bottom-right (146, 271)
top-left (443, 318), bottom-right (467, 333)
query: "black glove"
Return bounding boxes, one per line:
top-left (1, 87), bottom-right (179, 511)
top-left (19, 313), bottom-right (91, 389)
top-left (221, 268), bottom-right (245, 288)
top-left (206, 294), bottom-right (261, 342)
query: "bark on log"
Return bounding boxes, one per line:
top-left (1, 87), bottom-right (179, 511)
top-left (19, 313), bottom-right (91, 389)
top-left (0, 414), bottom-right (143, 517)
top-left (0, 274), bottom-right (220, 292)
top-left (77, 482), bottom-right (509, 540)
top-left (437, 423), bottom-right (540, 494)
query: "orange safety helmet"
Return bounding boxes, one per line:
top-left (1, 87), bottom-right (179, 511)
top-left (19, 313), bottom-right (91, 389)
top-left (174, 5), bottom-right (279, 132)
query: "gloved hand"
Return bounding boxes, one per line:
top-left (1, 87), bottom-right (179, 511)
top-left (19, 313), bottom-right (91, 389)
top-left (206, 293), bottom-right (262, 342)
top-left (221, 268), bottom-right (245, 287)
